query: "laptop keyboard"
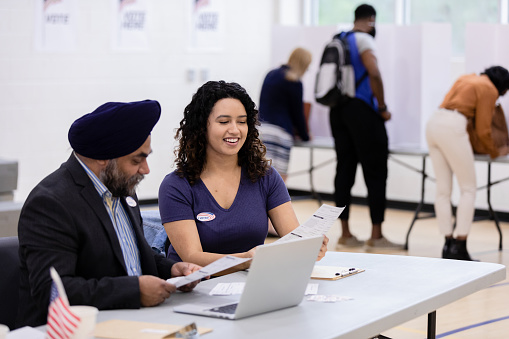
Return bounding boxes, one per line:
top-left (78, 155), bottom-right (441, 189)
top-left (208, 303), bottom-right (238, 314)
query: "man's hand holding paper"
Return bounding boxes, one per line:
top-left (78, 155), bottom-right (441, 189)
top-left (139, 262), bottom-right (202, 307)
top-left (139, 275), bottom-right (176, 307)
top-left (170, 262), bottom-right (203, 292)
top-left (167, 256), bottom-right (252, 288)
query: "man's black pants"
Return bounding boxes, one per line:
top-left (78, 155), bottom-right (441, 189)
top-left (329, 98), bottom-right (388, 224)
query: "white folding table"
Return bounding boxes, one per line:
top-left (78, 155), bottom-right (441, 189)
top-left (89, 252), bottom-right (505, 339)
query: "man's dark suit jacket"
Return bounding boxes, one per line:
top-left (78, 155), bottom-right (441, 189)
top-left (16, 155), bottom-right (176, 328)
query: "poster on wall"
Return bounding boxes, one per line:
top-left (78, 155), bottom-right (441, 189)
top-left (188, 0), bottom-right (225, 51)
top-left (112, 0), bottom-right (149, 51)
top-left (34, 0), bottom-right (77, 52)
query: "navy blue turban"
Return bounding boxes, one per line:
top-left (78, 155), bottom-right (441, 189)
top-left (68, 100), bottom-right (161, 160)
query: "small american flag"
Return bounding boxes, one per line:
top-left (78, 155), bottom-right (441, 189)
top-left (194, 0), bottom-right (210, 12)
top-left (43, 0), bottom-right (63, 12)
top-left (119, 0), bottom-right (137, 12)
top-left (46, 267), bottom-right (81, 339)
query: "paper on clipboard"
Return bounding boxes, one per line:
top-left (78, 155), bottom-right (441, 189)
top-left (274, 204), bottom-right (344, 244)
top-left (311, 266), bottom-right (365, 280)
top-left (167, 255), bottom-right (251, 288)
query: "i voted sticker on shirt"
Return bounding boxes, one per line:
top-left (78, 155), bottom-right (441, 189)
top-left (197, 212), bottom-right (216, 222)
top-left (126, 196), bottom-right (137, 207)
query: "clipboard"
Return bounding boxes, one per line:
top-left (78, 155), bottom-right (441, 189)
top-left (311, 266), bottom-right (365, 281)
top-left (93, 320), bottom-right (212, 339)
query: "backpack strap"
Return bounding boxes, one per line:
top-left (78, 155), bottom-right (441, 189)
top-left (339, 31), bottom-right (368, 89)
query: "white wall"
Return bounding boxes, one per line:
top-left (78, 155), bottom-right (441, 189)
top-left (0, 0), bottom-right (275, 201)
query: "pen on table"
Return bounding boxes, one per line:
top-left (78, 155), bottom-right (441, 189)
top-left (335, 271), bottom-right (350, 277)
top-left (334, 268), bottom-right (358, 276)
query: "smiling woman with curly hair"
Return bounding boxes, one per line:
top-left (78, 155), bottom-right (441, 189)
top-left (174, 81), bottom-right (269, 185)
top-left (158, 81), bottom-right (328, 272)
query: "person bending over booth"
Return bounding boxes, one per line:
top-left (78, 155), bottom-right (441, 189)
top-left (426, 66), bottom-right (509, 261)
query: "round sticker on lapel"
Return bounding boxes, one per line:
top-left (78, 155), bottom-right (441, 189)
top-left (196, 212), bottom-right (216, 222)
top-left (126, 196), bottom-right (137, 207)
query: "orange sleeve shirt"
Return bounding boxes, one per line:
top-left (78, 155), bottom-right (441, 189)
top-left (440, 73), bottom-right (499, 158)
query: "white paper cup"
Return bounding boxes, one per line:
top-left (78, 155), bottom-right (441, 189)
top-left (0, 324), bottom-right (9, 339)
top-left (69, 305), bottom-right (98, 339)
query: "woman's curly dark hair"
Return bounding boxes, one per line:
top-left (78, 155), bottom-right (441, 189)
top-left (174, 80), bottom-right (271, 185)
top-left (483, 66), bottom-right (509, 96)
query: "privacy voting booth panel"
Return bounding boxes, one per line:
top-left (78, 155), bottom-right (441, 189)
top-left (465, 23), bottom-right (509, 128)
top-left (271, 24), bottom-right (452, 148)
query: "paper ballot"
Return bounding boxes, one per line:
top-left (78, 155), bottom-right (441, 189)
top-left (274, 204), bottom-right (344, 244)
top-left (167, 255), bottom-right (251, 288)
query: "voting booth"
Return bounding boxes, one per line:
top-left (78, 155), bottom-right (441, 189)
top-left (273, 24), bottom-right (453, 199)
top-left (270, 23), bottom-right (452, 147)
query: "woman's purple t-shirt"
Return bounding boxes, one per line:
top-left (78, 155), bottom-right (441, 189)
top-left (158, 167), bottom-right (290, 261)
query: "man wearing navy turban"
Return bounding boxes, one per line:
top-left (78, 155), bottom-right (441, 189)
top-left (16, 100), bottom-right (202, 328)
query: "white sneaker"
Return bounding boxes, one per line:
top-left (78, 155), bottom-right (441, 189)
top-left (336, 235), bottom-right (364, 249)
top-left (364, 237), bottom-right (404, 250)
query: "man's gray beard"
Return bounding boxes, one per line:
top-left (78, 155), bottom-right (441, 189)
top-left (99, 159), bottom-right (144, 197)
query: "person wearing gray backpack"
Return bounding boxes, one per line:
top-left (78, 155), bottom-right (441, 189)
top-left (321, 4), bottom-right (400, 250)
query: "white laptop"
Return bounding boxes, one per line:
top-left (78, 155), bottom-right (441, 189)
top-left (173, 235), bottom-right (323, 320)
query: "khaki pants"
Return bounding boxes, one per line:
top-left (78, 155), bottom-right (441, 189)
top-left (426, 108), bottom-right (476, 237)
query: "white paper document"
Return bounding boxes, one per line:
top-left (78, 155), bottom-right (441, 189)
top-left (167, 256), bottom-right (251, 288)
top-left (209, 282), bottom-right (319, 296)
top-left (208, 282), bottom-right (246, 296)
top-left (274, 204), bottom-right (344, 244)
top-left (306, 295), bottom-right (353, 303)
